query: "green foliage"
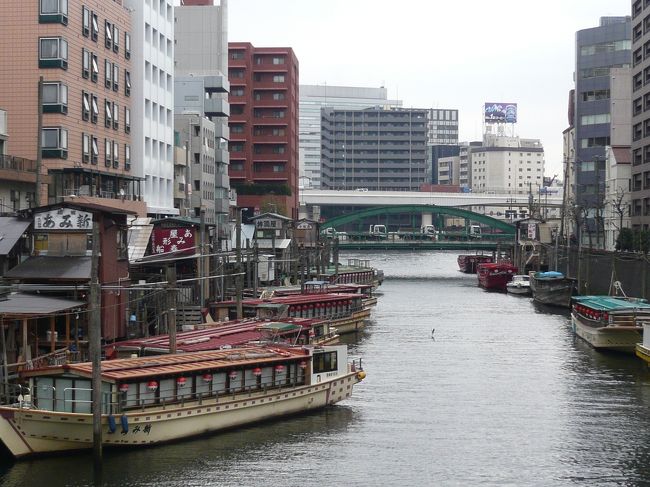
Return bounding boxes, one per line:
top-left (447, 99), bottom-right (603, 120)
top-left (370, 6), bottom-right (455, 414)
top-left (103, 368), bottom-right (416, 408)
top-left (616, 228), bottom-right (650, 253)
top-left (232, 183), bottom-right (292, 196)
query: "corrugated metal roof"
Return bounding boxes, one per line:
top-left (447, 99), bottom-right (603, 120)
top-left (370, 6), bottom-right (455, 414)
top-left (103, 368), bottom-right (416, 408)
top-left (0, 218), bottom-right (30, 256)
top-left (5, 256), bottom-right (92, 281)
top-left (0, 293), bottom-right (85, 316)
top-left (24, 346), bottom-right (309, 382)
top-left (573, 296), bottom-right (650, 311)
top-left (127, 217), bottom-right (153, 262)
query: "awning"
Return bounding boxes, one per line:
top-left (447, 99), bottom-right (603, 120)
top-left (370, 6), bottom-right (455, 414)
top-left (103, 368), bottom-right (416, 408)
top-left (0, 293), bottom-right (85, 317)
top-left (4, 256), bottom-right (92, 281)
top-left (0, 218), bottom-right (31, 256)
top-left (127, 217), bottom-right (153, 262)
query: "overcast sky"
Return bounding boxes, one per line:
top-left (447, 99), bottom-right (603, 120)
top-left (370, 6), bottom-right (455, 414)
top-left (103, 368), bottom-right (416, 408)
top-left (182, 0), bottom-right (632, 178)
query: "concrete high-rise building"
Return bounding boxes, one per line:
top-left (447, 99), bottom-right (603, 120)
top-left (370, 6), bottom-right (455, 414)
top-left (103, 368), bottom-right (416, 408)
top-left (631, 2), bottom-right (650, 229)
top-left (320, 107), bottom-right (428, 191)
top-left (124, 0), bottom-right (176, 216)
top-left (574, 16), bottom-right (631, 229)
top-left (470, 134), bottom-right (545, 194)
top-left (175, 0), bottom-right (230, 227)
top-left (437, 155), bottom-right (460, 186)
top-left (426, 109), bottom-right (459, 145)
top-left (299, 85), bottom-right (401, 188)
top-left (228, 42), bottom-right (299, 219)
top-left (0, 0), bottom-right (143, 213)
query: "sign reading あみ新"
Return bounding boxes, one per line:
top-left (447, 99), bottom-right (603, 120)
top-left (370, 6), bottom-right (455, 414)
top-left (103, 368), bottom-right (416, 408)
top-left (34, 208), bottom-right (93, 230)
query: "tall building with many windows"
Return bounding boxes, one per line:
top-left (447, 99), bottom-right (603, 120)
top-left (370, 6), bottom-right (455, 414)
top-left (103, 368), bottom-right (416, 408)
top-left (573, 16), bottom-right (631, 236)
top-left (124, 0), bottom-right (176, 216)
top-left (320, 107), bottom-right (428, 191)
top-left (227, 43), bottom-right (299, 219)
top-left (632, 2), bottom-right (650, 229)
top-left (0, 0), bottom-right (143, 213)
top-left (299, 85), bottom-right (401, 189)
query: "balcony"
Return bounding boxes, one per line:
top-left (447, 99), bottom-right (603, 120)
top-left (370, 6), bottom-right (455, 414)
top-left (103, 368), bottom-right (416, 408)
top-left (204, 75), bottom-right (230, 94)
top-left (214, 123), bottom-right (229, 140)
top-left (253, 153), bottom-right (288, 162)
top-left (251, 82), bottom-right (289, 90)
top-left (0, 154), bottom-right (42, 184)
top-left (204, 97), bottom-right (229, 117)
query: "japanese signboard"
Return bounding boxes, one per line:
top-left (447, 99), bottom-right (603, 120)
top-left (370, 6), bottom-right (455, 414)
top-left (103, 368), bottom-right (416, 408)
top-left (484, 102), bottom-right (517, 123)
top-left (527, 223), bottom-right (537, 240)
top-left (34, 208), bottom-right (93, 231)
top-left (151, 227), bottom-right (195, 255)
top-left (255, 218), bottom-right (279, 229)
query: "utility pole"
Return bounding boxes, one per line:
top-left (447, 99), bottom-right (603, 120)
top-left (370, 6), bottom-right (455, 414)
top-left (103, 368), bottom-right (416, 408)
top-left (235, 209), bottom-right (243, 319)
top-left (35, 76), bottom-right (44, 207)
top-left (167, 265), bottom-right (177, 354)
top-left (199, 207), bottom-right (207, 306)
top-left (88, 221), bottom-right (102, 468)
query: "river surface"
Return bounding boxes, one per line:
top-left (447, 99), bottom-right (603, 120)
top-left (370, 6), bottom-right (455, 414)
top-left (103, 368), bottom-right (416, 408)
top-left (2, 251), bottom-right (650, 486)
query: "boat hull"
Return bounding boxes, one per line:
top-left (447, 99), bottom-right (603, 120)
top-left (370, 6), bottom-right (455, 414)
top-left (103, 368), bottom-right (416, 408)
top-left (331, 308), bottom-right (371, 335)
top-left (506, 284), bottom-right (531, 296)
top-left (0, 372), bottom-right (361, 458)
top-left (636, 343), bottom-right (650, 364)
top-left (478, 274), bottom-right (512, 291)
top-left (571, 313), bottom-right (641, 353)
top-left (530, 277), bottom-right (574, 308)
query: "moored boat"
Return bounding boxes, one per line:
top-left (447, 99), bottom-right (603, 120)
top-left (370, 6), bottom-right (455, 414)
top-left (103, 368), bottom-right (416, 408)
top-left (571, 296), bottom-right (650, 353)
top-left (457, 254), bottom-right (493, 274)
top-left (0, 344), bottom-right (365, 458)
top-left (636, 323), bottom-right (650, 364)
top-left (530, 271), bottom-right (575, 308)
top-left (477, 262), bottom-right (518, 291)
top-left (265, 280), bottom-right (378, 308)
top-left (506, 275), bottom-right (531, 296)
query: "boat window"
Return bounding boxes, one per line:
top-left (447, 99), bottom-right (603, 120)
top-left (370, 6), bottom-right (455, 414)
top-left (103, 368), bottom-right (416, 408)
top-left (313, 352), bottom-right (338, 374)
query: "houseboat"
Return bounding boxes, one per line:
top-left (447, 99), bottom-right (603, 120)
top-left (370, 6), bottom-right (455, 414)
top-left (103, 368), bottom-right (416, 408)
top-left (457, 254), bottom-right (493, 274)
top-left (477, 262), bottom-right (518, 291)
top-left (530, 271), bottom-right (575, 308)
top-left (571, 296), bottom-right (650, 353)
top-left (636, 323), bottom-right (650, 364)
top-left (0, 344), bottom-right (365, 458)
top-left (316, 259), bottom-right (384, 289)
top-left (211, 293), bottom-right (371, 335)
top-left (107, 318), bottom-right (339, 359)
top-left (264, 280), bottom-right (378, 308)
top-left (506, 275), bottom-right (531, 296)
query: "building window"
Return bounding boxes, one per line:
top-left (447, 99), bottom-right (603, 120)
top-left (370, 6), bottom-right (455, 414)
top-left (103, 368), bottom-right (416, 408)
top-left (231, 87), bottom-right (244, 97)
top-left (272, 74), bottom-right (285, 83)
top-left (91, 53), bottom-right (99, 82)
top-left (113, 25), bottom-right (120, 53)
top-left (105, 99), bottom-right (112, 128)
top-left (91, 136), bottom-right (98, 164)
top-left (124, 71), bottom-right (131, 96)
top-left (125, 107), bottom-right (131, 133)
top-left (82, 133), bottom-right (90, 163)
top-left (105, 139), bottom-right (112, 167)
top-left (229, 69), bottom-right (244, 79)
top-left (112, 102), bottom-right (119, 130)
top-left (113, 64), bottom-right (119, 92)
top-left (82, 49), bottom-right (90, 78)
top-left (42, 82), bottom-right (68, 114)
top-left (580, 113), bottom-right (611, 126)
top-left (91, 12), bottom-right (98, 41)
top-left (91, 94), bottom-right (99, 124)
top-left (272, 57), bottom-right (285, 65)
top-left (82, 6), bottom-right (90, 36)
top-left (39, 0), bottom-right (68, 25)
top-left (113, 141), bottom-right (119, 168)
top-left (231, 125), bottom-right (244, 134)
top-left (125, 145), bottom-right (131, 170)
top-left (272, 92), bottom-right (285, 100)
top-left (124, 32), bottom-right (131, 59)
top-left (230, 51), bottom-right (244, 60)
top-left (105, 20), bottom-right (113, 49)
top-left (42, 127), bottom-right (68, 158)
top-left (105, 59), bottom-right (112, 88)
top-left (39, 37), bottom-right (68, 70)
top-left (81, 91), bottom-right (90, 121)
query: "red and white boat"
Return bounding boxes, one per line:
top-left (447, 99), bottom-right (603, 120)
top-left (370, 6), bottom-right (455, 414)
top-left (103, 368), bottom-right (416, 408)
top-left (477, 262), bottom-right (518, 291)
top-left (457, 254), bottom-right (493, 274)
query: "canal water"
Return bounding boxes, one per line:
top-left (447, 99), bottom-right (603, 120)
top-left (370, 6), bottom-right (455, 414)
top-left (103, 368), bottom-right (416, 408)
top-left (2, 251), bottom-right (650, 486)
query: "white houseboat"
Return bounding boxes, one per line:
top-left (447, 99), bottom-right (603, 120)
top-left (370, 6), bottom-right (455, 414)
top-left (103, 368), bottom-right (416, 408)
top-left (0, 344), bottom-right (365, 458)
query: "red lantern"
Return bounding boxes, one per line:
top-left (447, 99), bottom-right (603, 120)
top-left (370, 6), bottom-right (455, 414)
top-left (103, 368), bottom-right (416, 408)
top-left (275, 364), bottom-right (285, 373)
top-left (228, 370), bottom-right (238, 380)
top-left (299, 360), bottom-right (307, 369)
top-left (119, 383), bottom-right (129, 393)
top-left (202, 373), bottom-right (213, 382)
top-left (253, 367), bottom-right (262, 376)
top-left (147, 380), bottom-right (158, 392)
top-left (176, 377), bottom-right (187, 387)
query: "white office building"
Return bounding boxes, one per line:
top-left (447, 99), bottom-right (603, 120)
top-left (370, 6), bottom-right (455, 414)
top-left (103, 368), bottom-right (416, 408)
top-left (124, 0), bottom-right (177, 216)
top-left (299, 85), bottom-right (401, 188)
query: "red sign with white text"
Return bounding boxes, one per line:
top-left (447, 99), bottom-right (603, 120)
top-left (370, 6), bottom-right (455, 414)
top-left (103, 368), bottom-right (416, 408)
top-left (151, 227), bottom-right (195, 255)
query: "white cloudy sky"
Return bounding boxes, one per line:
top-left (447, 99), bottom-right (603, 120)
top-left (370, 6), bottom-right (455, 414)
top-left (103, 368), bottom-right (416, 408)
top-left (182, 0), bottom-right (631, 178)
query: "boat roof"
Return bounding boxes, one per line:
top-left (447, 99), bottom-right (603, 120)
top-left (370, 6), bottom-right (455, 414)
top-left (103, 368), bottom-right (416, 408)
top-left (216, 293), bottom-right (360, 307)
top-left (478, 262), bottom-right (517, 270)
top-left (23, 346), bottom-right (310, 382)
top-left (107, 318), bottom-right (316, 354)
top-left (572, 296), bottom-right (650, 311)
top-left (535, 271), bottom-right (564, 279)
